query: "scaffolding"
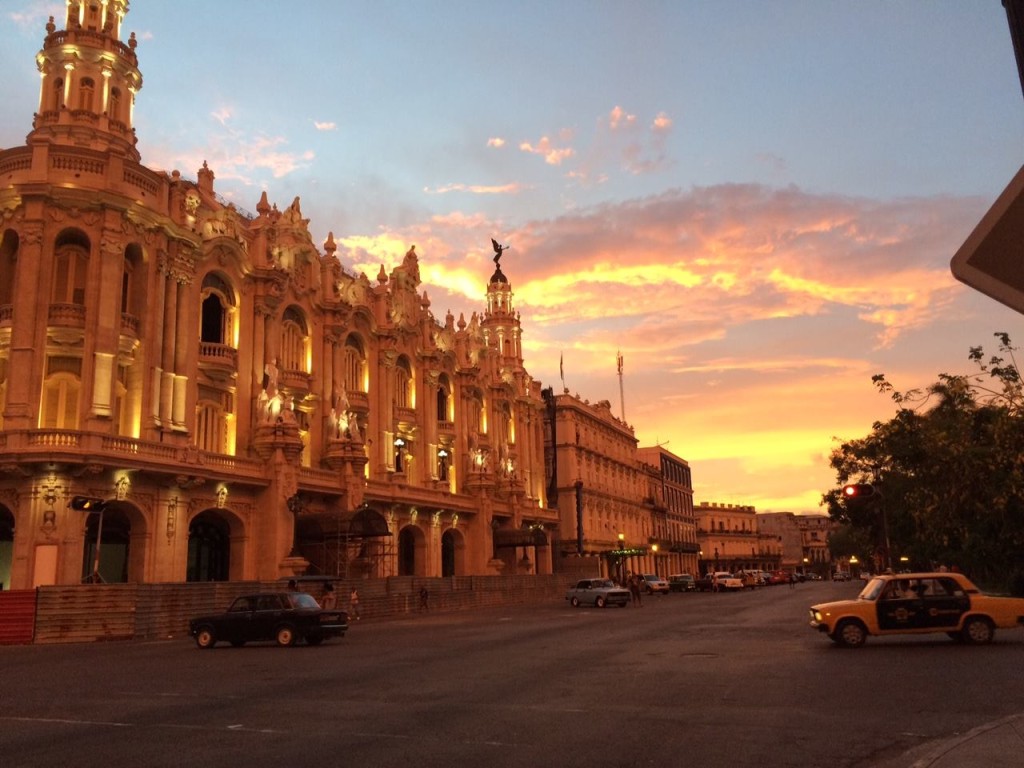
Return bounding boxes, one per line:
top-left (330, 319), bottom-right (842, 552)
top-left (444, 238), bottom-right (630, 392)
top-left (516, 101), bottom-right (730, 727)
top-left (297, 506), bottom-right (394, 579)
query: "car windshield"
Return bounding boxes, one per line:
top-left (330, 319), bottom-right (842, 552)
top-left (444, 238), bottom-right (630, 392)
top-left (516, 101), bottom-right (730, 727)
top-left (858, 578), bottom-right (886, 601)
top-left (289, 593), bottom-right (322, 610)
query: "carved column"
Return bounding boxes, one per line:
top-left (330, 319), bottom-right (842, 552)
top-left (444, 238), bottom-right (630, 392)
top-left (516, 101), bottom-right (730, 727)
top-left (3, 221), bottom-right (43, 426)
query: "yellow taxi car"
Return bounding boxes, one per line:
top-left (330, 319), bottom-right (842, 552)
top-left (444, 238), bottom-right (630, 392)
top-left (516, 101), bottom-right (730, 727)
top-left (809, 571), bottom-right (1024, 648)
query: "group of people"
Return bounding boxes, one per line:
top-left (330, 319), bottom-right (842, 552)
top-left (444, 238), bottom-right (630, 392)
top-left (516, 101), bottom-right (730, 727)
top-left (284, 580), bottom-right (433, 617)
top-left (286, 579), bottom-right (360, 620)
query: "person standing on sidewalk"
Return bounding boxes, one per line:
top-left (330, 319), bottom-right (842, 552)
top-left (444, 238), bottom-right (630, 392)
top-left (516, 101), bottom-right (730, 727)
top-left (349, 586), bottom-right (361, 620)
top-left (320, 582), bottom-right (337, 609)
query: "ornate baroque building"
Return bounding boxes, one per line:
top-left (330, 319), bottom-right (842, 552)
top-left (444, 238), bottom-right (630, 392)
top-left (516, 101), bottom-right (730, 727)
top-left (0, 2), bottom-right (558, 589)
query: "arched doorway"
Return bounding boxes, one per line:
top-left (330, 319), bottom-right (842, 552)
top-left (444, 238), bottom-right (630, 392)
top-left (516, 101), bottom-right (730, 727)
top-left (441, 528), bottom-right (464, 577)
top-left (0, 506), bottom-right (13, 590)
top-left (398, 525), bottom-right (426, 576)
top-left (187, 511), bottom-right (231, 582)
top-left (82, 506), bottom-right (131, 583)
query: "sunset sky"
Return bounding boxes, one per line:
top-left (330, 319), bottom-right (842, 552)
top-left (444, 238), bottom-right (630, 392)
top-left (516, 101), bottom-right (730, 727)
top-left (3, 1), bottom-right (1023, 514)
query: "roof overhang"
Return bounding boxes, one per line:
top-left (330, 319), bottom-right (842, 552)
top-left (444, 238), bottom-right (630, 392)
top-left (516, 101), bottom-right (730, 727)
top-left (950, 163), bottom-right (1024, 315)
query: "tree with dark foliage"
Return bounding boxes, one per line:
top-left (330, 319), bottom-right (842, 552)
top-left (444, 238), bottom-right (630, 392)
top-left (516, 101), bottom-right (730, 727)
top-left (824, 333), bottom-right (1024, 594)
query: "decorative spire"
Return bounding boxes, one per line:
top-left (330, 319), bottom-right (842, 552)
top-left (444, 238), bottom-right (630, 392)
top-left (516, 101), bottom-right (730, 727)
top-left (31, 0), bottom-right (143, 160)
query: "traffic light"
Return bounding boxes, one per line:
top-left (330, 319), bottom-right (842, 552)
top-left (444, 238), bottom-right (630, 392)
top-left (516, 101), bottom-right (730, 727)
top-left (69, 496), bottom-right (107, 511)
top-left (842, 483), bottom-right (876, 499)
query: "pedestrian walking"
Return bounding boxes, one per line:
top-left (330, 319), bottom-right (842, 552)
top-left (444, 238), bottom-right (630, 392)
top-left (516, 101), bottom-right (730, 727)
top-left (349, 587), bottom-right (361, 620)
top-left (629, 573), bottom-right (643, 606)
top-left (419, 586), bottom-right (429, 611)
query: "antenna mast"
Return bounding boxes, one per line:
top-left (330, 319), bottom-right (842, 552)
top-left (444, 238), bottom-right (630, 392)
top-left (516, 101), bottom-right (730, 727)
top-left (617, 351), bottom-right (625, 422)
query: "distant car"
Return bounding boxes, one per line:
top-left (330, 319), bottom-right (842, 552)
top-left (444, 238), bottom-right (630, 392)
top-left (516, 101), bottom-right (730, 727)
top-left (697, 572), bottom-right (744, 592)
top-left (809, 572), bottom-right (1024, 648)
top-left (736, 571), bottom-right (765, 589)
top-left (189, 592), bottom-right (349, 648)
top-left (668, 573), bottom-right (697, 592)
top-left (832, 571), bottom-right (851, 582)
top-left (566, 578), bottom-right (631, 608)
top-left (641, 574), bottom-right (670, 595)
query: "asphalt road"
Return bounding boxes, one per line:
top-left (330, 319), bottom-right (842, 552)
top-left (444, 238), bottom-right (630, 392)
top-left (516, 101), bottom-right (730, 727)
top-left (2, 580), bottom-right (1023, 768)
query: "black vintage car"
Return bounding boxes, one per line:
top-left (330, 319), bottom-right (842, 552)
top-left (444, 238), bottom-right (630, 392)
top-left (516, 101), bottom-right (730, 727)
top-left (189, 592), bottom-right (349, 648)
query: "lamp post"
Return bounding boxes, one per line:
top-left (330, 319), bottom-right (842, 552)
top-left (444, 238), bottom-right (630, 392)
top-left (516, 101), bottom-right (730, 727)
top-left (651, 543), bottom-right (659, 576)
top-left (617, 532), bottom-right (625, 584)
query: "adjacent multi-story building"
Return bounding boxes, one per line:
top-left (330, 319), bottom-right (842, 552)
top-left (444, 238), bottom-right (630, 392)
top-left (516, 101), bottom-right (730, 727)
top-left (756, 511), bottom-right (834, 576)
top-left (0, 3), bottom-right (558, 589)
top-left (637, 445), bottom-right (700, 577)
top-left (696, 502), bottom-right (782, 575)
top-left (543, 391), bottom-right (698, 581)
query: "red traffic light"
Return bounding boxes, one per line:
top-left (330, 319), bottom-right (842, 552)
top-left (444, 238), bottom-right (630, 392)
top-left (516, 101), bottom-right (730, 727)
top-left (69, 496), bottom-right (107, 511)
top-left (842, 483), bottom-right (876, 499)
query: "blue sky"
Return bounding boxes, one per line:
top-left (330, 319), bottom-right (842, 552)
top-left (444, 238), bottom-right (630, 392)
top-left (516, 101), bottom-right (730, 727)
top-left (3, 1), bottom-right (1023, 513)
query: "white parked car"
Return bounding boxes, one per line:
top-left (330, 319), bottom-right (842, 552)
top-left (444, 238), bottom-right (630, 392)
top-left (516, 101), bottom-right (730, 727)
top-left (641, 574), bottom-right (669, 595)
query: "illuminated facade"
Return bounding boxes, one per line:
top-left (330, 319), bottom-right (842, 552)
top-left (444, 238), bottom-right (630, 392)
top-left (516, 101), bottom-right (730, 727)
top-left (756, 511), bottom-right (834, 575)
top-left (696, 502), bottom-right (783, 575)
top-left (543, 391), bottom-right (697, 580)
top-left (0, 2), bottom-right (557, 589)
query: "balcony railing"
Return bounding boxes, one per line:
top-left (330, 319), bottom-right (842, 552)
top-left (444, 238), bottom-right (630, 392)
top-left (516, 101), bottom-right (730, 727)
top-left (48, 303), bottom-right (86, 328)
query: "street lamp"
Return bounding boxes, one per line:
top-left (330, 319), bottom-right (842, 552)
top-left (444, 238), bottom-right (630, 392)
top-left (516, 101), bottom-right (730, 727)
top-left (70, 496), bottom-right (108, 583)
top-left (651, 543), bottom-right (659, 576)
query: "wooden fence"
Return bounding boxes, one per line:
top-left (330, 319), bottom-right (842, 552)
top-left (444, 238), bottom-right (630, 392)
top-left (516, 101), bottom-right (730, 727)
top-left (0, 574), bottom-right (573, 645)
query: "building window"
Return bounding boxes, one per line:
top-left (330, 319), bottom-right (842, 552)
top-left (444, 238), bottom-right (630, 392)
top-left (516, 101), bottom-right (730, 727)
top-left (195, 401), bottom-right (228, 453)
top-left (78, 77), bottom-right (95, 112)
top-left (280, 306), bottom-right (307, 372)
top-left (343, 335), bottom-right (366, 393)
top-left (40, 371), bottom-right (80, 429)
top-left (52, 232), bottom-right (90, 305)
top-left (395, 356), bottom-right (413, 409)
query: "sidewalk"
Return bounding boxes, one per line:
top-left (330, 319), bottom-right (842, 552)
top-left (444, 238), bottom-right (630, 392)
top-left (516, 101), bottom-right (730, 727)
top-left (876, 713), bottom-right (1024, 768)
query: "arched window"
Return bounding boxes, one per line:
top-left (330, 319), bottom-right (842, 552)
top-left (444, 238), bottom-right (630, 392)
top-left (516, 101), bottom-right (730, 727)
top-left (78, 77), bottom-right (95, 112)
top-left (52, 78), bottom-right (65, 110)
top-left (0, 229), bottom-right (18, 307)
top-left (52, 230), bottom-right (90, 305)
top-left (108, 86), bottom-right (121, 122)
top-left (395, 356), bottom-right (413, 409)
top-left (195, 401), bottom-right (228, 453)
top-left (40, 369), bottom-right (80, 429)
top-left (343, 335), bottom-right (366, 393)
top-left (280, 306), bottom-right (307, 372)
top-left (437, 374), bottom-right (451, 421)
top-left (199, 273), bottom-right (235, 345)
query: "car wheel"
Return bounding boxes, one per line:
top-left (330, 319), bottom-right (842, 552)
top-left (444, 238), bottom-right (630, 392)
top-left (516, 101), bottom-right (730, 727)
top-left (961, 616), bottom-right (994, 645)
top-left (275, 625), bottom-right (297, 647)
top-left (595, 596), bottom-right (606, 608)
top-left (833, 620), bottom-right (867, 648)
top-left (194, 626), bottom-right (216, 649)
top-left (570, 596), bottom-right (580, 607)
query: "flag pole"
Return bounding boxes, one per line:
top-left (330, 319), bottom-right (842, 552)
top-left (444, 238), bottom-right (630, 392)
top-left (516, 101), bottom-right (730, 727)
top-left (617, 351), bottom-right (625, 422)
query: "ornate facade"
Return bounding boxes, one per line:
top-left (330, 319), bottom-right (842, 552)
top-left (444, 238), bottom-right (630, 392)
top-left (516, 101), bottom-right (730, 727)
top-left (0, 2), bottom-right (557, 588)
